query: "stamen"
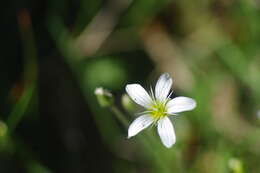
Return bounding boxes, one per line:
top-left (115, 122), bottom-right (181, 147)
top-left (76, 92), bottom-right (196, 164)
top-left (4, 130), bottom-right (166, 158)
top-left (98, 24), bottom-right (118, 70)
top-left (149, 100), bottom-right (168, 119)
top-left (167, 91), bottom-right (173, 100)
top-left (136, 110), bottom-right (153, 115)
top-left (150, 85), bottom-right (156, 101)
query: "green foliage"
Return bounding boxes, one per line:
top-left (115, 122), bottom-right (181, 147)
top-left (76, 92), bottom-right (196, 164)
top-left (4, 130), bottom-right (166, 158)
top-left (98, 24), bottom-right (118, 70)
top-left (2, 0), bottom-right (260, 172)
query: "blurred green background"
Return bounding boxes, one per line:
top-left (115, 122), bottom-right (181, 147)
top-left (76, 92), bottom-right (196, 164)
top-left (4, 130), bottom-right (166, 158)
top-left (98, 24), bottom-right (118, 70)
top-left (1, 0), bottom-right (260, 172)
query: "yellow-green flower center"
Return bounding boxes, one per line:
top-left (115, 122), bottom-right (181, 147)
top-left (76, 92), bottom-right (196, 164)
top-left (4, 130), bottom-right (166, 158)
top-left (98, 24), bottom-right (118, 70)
top-left (150, 101), bottom-right (168, 120)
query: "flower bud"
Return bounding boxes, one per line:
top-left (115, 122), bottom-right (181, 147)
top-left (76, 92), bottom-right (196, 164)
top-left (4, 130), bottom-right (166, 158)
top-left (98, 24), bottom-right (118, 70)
top-left (95, 87), bottom-right (114, 107)
top-left (0, 121), bottom-right (7, 138)
top-left (228, 158), bottom-right (243, 173)
top-left (257, 110), bottom-right (260, 120)
top-left (0, 121), bottom-right (9, 151)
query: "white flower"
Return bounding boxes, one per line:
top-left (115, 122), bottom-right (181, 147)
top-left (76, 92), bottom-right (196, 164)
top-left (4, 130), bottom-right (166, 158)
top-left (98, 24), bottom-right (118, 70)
top-left (126, 73), bottom-right (196, 148)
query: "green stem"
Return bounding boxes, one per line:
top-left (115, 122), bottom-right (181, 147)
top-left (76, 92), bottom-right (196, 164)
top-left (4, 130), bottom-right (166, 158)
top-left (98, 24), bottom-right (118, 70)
top-left (110, 105), bottom-right (172, 173)
top-left (7, 10), bottom-right (38, 134)
top-left (110, 106), bottom-right (129, 127)
top-left (6, 84), bottom-right (35, 133)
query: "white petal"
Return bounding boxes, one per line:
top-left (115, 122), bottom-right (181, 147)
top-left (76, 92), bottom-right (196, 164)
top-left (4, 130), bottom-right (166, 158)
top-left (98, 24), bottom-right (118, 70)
top-left (128, 114), bottom-right (154, 138)
top-left (126, 84), bottom-right (153, 108)
top-left (155, 73), bottom-right (173, 101)
top-left (167, 96), bottom-right (196, 114)
top-left (157, 117), bottom-right (176, 148)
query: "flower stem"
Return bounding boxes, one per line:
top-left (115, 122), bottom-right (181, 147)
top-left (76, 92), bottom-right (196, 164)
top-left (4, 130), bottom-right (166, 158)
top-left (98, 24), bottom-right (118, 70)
top-left (110, 105), bottom-right (173, 172)
top-left (110, 106), bottom-right (129, 127)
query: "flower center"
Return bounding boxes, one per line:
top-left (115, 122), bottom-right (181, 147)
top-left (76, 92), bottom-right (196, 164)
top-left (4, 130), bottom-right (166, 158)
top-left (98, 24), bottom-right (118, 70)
top-left (150, 101), bottom-right (168, 120)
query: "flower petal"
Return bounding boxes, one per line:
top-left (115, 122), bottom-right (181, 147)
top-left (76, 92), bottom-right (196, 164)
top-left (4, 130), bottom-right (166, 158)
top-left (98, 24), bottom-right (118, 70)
top-left (155, 73), bottom-right (173, 101)
top-left (126, 84), bottom-right (153, 108)
top-left (167, 96), bottom-right (196, 114)
top-left (157, 117), bottom-right (176, 148)
top-left (128, 114), bottom-right (154, 138)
